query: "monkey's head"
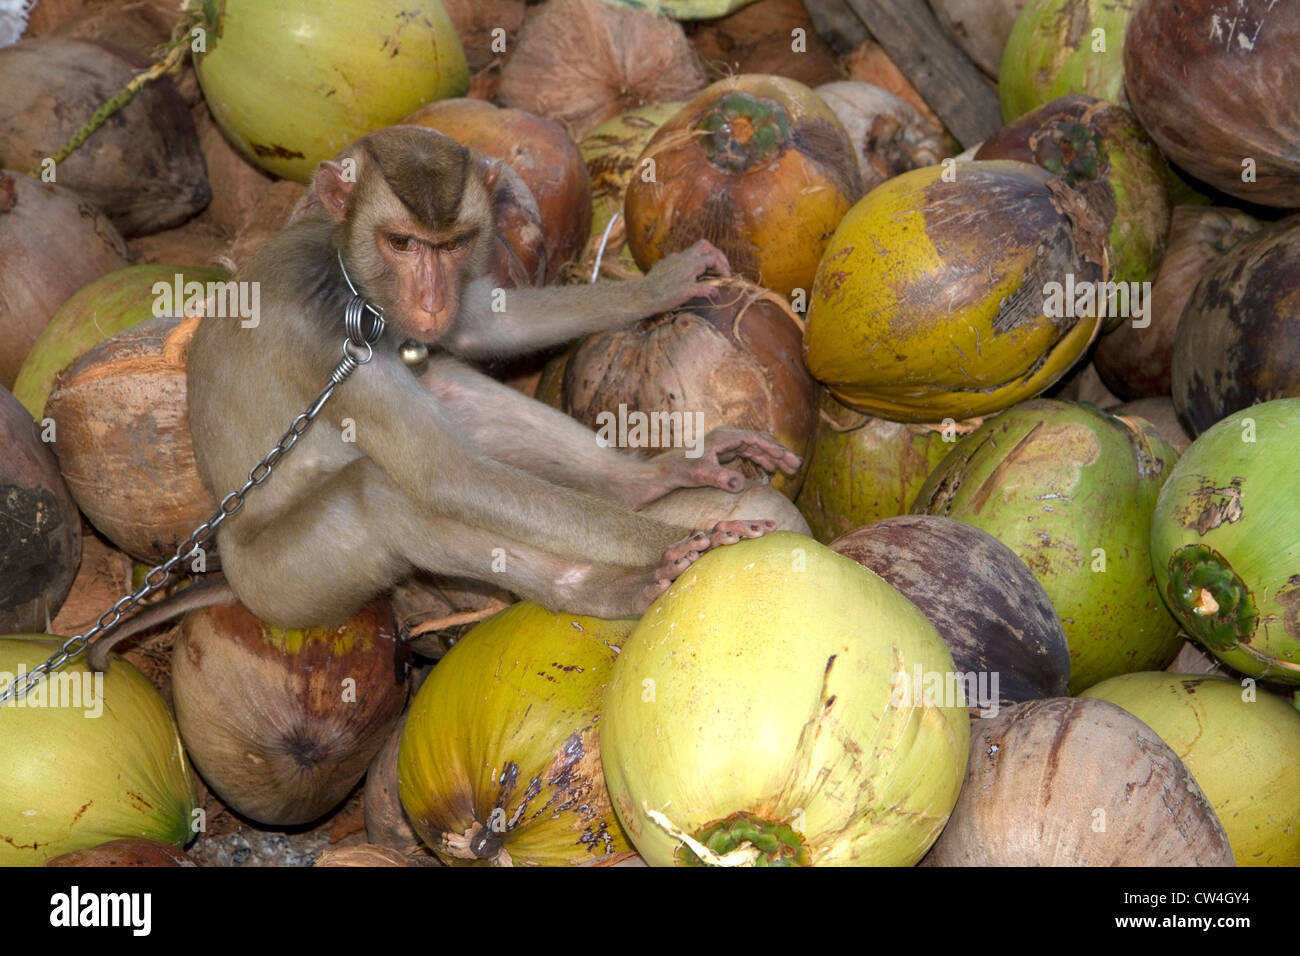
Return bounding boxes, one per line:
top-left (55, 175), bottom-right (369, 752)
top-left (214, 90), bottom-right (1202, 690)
top-left (314, 126), bottom-right (498, 344)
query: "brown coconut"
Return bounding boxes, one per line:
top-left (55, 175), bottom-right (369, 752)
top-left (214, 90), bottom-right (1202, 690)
top-left (50, 0), bottom-right (179, 60)
top-left (0, 385), bottom-right (82, 633)
top-left (844, 39), bottom-right (945, 133)
top-left (442, 0), bottom-right (526, 74)
top-left (46, 838), bottom-right (196, 867)
top-left (363, 711), bottom-right (424, 853)
top-left (172, 599), bottom-right (408, 827)
top-left (43, 313), bottom-right (218, 564)
top-left (562, 277), bottom-right (816, 500)
top-left (922, 697), bottom-right (1235, 866)
top-left (1094, 206), bottom-right (1261, 401)
top-left (498, 0), bottom-right (707, 141)
top-left (0, 170), bottom-right (129, 388)
top-left (815, 81), bottom-right (949, 192)
top-left (403, 100), bottom-right (591, 280)
top-left (0, 38), bottom-right (210, 237)
top-left (688, 0), bottom-right (842, 89)
top-left (126, 213), bottom-right (232, 268)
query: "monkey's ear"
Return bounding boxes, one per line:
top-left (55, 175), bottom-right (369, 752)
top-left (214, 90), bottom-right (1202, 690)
top-left (482, 159), bottom-right (503, 191)
top-left (315, 161), bottom-right (353, 223)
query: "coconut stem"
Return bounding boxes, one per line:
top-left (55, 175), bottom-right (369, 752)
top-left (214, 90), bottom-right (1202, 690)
top-left (1167, 544), bottom-right (1257, 651)
top-left (27, 41), bottom-right (189, 178)
top-left (645, 807), bottom-right (759, 867)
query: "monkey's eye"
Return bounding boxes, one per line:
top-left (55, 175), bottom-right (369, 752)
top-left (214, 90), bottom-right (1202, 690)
top-left (442, 232), bottom-right (473, 252)
top-left (387, 234), bottom-right (417, 253)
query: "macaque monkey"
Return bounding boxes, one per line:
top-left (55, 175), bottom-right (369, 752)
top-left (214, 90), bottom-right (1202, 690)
top-left (176, 125), bottom-right (801, 631)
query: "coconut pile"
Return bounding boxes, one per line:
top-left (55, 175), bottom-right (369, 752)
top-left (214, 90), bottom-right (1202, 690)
top-left (1, 0), bottom-right (1299, 869)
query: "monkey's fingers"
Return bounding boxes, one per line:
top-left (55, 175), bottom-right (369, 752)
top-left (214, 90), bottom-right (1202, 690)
top-left (708, 430), bottom-right (803, 474)
top-left (685, 238), bottom-right (732, 278)
top-left (707, 519), bottom-right (775, 549)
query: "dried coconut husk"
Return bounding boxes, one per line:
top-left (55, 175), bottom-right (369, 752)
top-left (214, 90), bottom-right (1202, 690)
top-left (562, 276), bottom-right (816, 499)
top-left (0, 170), bottom-right (129, 388)
top-left (844, 39), bottom-right (945, 134)
top-left (815, 81), bottom-right (949, 192)
top-left (50, 0), bottom-right (178, 60)
top-left (315, 845), bottom-right (440, 867)
top-left (688, 0), bottom-right (842, 89)
top-left (499, 0), bottom-right (707, 141)
top-left (0, 38), bottom-right (209, 238)
top-left (193, 104), bottom-right (276, 240)
top-left (442, 0), bottom-right (526, 75)
top-left (44, 313), bottom-right (218, 563)
top-left (126, 212), bottom-right (231, 268)
top-left (224, 180), bottom-right (307, 267)
top-left (363, 710), bottom-right (427, 853)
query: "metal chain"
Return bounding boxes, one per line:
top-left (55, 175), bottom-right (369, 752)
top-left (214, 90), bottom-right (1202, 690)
top-left (0, 293), bottom-right (385, 705)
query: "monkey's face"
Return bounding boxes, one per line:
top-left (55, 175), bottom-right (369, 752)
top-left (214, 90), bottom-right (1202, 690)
top-left (375, 223), bottom-right (481, 342)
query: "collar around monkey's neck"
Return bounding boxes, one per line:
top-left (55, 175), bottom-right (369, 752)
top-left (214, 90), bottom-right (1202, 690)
top-left (335, 250), bottom-right (429, 367)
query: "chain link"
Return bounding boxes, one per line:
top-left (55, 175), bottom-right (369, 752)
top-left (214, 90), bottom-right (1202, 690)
top-left (0, 308), bottom-right (384, 706)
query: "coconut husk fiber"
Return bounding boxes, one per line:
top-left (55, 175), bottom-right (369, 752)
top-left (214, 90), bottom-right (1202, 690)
top-left (499, 0), bottom-right (706, 141)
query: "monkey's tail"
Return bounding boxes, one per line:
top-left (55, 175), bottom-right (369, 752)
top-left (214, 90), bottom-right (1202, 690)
top-left (86, 573), bottom-right (237, 672)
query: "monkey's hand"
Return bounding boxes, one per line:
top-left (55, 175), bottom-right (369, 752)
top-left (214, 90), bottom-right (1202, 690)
top-left (637, 520), bottom-right (776, 611)
top-left (642, 239), bottom-right (732, 313)
top-left (643, 427), bottom-right (801, 503)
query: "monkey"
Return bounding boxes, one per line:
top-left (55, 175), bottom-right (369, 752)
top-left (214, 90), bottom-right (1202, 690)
top-left (118, 124), bottom-right (802, 649)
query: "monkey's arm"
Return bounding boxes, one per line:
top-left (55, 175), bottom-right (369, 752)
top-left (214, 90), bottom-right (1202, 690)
top-left (440, 239), bottom-right (731, 359)
top-left (421, 357), bottom-right (801, 508)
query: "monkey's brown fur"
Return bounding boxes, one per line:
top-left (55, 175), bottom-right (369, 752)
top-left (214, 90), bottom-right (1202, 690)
top-left (185, 126), bottom-right (802, 626)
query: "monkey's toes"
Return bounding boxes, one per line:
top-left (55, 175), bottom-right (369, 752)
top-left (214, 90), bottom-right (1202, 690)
top-left (708, 519), bottom-right (774, 547)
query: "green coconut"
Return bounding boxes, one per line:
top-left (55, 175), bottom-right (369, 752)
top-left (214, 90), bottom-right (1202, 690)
top-left (1148, 399), bottom-right (1300, 683)
top-left (999, 0), bottom-right (1140, 121)
top-left (601, 532), bottom-right (970, 866)
top-left (912, 399), bottom-right (1182, 693)
top-left (398, 602), bottom-right (635, 866)
top-left (794, 390), bottom-right (959, 543)
top-left (0, 638), bottom-right (197, 866)
top-left (193, 0), bottom-right (469, 182)
top-left (1083, 672), bottom-right (1300, 866)
top-left (11, 264), bottom-right (228, 419)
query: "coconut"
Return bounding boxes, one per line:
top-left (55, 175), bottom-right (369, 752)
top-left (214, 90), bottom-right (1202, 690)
top-left (441, 0), bottom-right (526, 75)
top-left (843, 39), bottom-right (944, 131)
top-left (832, 516), bottom-right (1071, 710)
top-left (1110, 398), bottom-right (1190, 455)
top-left (193, 0), bottom-right (468, 182)
top-left (1148, 399), bottom-right (1300, 684)
top-left (1095, 206), bottom-right (1261, 401)
top-left (601, 532), bottom-right (970, 866)
top-left (929, 0), bottom-right (1030, 79)
top-left (46, 838), bottom-right (197, 867)
top-left (363, 712), bottom-right (424, 853)
top-left (690, 0), bottom-right (842, 89)
top-left (0, 387), bottom-right (81, 633)
top-left (912, 399), bottom-right (1182, 693)
top-left (975, 94), bottom-right (1171, 328)
top-left (124, 213), bottom-right (231, 269)
top-left (498, 0), bottom-right (707, 141)
top-left (0, 637), bottom-right (197, 866)
top-left (561, 277), bottom-right (816, 499)
top-left (403, 100), bottom-right (591, 280)
top-left (579, 102), bottom-right (685, 279)
top-left (398, 602), bottom-right (635, 867)
top-left (0, 170), bottom-right (129, 389)
top-left (625, 74), bottom-right (863, 299)
top-left (1125, 0), bottom-right (1300, 207)
top-left (1083, 673), bottom-right (1300, 866)
top-left (815, 81), bottom-right (949, 192)
top-left (49, 0), bottom-right (177, 60)
top-left (999, 0), bottom-right (1139, 120)
top-left (172, 599), bottom-right (408, 827)
top-left (1171, 216), bottom-right (1300, 435)
top-left (803, 161), bottom-right (1107, 423)
top-left (13, 263), bottom-right (229, 419)
top-left (793, 392), bottom-right (958, 543)
top-left (0, 38), bottom-right (209, 237)
top-left (922, 697), bottom-right (1234, 866)
top-left (43, 314), bottom-right (217, 563)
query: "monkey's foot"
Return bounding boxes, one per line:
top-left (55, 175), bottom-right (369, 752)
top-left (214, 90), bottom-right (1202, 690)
top-left (637, 520), bottom-right (776, 611)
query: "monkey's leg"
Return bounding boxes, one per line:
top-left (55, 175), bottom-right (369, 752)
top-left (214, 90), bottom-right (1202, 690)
top-left (639, 485), bottom-right (810, 535)
top-left (218, 458), bottom-right (761, 623)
